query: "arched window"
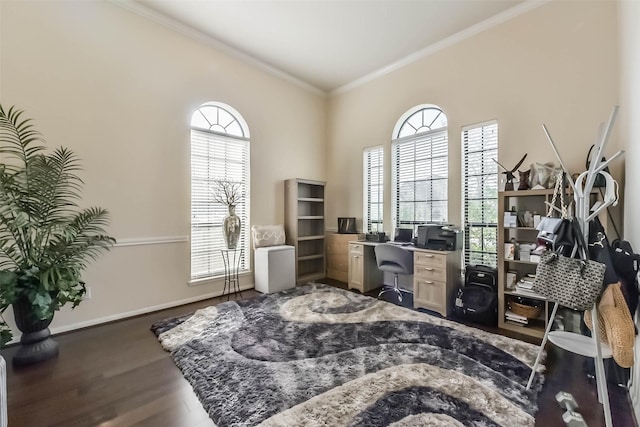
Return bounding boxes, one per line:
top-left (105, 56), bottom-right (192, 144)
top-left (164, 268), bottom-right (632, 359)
top-left (190, 102), bottom-right (250, 281)
top-left (391, 105), bottom-right (448, 233)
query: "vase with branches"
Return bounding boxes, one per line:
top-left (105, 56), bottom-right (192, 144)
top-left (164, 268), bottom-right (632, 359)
top-left (0, 105), bottom-right (115, 364)
top-left (212, 179), bottom-right (242, 249)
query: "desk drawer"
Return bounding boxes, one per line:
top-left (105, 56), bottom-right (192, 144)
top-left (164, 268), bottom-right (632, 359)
top-left (414, 264), bottom-right (446, 282)
top-left (414, 251), bottom-right (447, 269)
top-left (414, 279), bottom-right (445, 311)
top-left (327, 235), bottom-right (351, 255)
top-left (349, 243), bottom-right (364, 256)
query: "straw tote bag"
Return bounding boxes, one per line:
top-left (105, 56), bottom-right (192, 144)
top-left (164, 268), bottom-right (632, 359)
top-left (585, 282), bottom-right (635, 368)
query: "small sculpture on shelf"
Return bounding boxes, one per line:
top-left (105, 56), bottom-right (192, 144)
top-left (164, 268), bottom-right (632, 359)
top-left (529, 162), bottom-right (560, 189)
top-left (518, 169), bottom-right (531, 190)
top-left (494, 153), bottom-right (528, 191)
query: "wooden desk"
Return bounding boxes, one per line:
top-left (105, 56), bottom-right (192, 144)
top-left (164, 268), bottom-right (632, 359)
top-left (348, 241), bottom-right (461, 317)
top-left (327, 233), bottom-right (363, 282)
top-left (347, 241), bottom-right (383, 293)
top-left (412, 249), bottom-right (461, 317)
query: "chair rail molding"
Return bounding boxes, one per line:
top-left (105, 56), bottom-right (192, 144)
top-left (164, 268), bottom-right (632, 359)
top-left (114, 235), bottom-right (189, 247)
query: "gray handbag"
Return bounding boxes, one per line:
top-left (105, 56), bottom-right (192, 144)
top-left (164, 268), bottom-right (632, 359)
top-left (536, 217), bottom-right (563, 245)
top-left (536, 171), bottom-right (569, 248)
top-left (533, 220), bottom-right (606, 311)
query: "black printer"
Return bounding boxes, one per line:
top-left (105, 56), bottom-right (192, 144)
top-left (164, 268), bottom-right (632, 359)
top-left (416, 224), bottom-right (463, 251)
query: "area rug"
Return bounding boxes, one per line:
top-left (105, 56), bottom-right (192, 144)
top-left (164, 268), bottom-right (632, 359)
top-left (151, 283), bottom-right (545, 426)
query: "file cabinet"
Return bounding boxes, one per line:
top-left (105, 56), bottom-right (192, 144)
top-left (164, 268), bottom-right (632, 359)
top-left (413, 250), bottom-right (461, 317)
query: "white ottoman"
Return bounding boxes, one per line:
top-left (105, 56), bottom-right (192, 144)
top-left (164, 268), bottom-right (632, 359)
top-left (254, 245), bottom-right (296, 294)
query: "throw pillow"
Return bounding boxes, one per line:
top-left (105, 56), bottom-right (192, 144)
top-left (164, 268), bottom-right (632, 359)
top-left (251, 224), bottom-right (286, 248)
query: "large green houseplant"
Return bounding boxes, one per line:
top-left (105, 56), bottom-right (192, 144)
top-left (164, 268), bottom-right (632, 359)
top-left (0, 105), bottom-right (115, 364)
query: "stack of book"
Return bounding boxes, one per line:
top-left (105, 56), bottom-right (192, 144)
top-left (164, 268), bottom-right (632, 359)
top-left (515, 277), bottom-right (535, 293)
top-left (505, 310), bottom-right (528, 326)
top-left (514, 276), bottom-right (546, 299)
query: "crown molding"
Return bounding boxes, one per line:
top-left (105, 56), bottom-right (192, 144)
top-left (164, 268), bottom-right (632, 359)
top-left (331, 0), bottom-right (550, 96)
top-left (110, 0), bottom-right (326, 97)
top-left (110, 0), bottom-right (548, 98)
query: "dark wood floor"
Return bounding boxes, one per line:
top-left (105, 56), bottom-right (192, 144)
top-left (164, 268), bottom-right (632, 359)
top-left (1, 280), bottom-right (636, 426)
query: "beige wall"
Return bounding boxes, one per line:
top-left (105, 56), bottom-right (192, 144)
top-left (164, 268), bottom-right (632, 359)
top-left (0, 0), bottom-right (625, 337)
top-left (0, 1), bottom-right (326, 333)
top-left (619, 0), bottom-right (640, 416)
top-left (326, 1), bottom-right (620, 234)
top-left (620, 1), bottom-right (640, 242)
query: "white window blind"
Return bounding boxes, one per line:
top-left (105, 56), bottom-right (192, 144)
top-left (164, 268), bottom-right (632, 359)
top-left (392, 129), bottom-right (448, 231)
top-left (190, 103), bottom-right (250, 281)
top-left (364, 146), bottom-right (383, 233)
top-left (462, 120), bottom-right (498, 267)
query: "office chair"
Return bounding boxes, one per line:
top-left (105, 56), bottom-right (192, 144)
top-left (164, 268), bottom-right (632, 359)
top-left (374, 243), bottom-right (414, 302)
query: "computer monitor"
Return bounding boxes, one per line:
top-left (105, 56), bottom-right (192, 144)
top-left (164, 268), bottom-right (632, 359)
top-left (393, 228), bottom-right (413, 243)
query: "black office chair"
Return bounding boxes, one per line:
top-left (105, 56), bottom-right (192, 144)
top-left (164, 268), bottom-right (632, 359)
top-left (374, 244), bottom-right (414, 302)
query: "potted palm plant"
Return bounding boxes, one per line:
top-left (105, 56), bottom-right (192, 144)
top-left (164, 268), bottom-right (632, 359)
top-left (0, 105), bottom-right (115, 365)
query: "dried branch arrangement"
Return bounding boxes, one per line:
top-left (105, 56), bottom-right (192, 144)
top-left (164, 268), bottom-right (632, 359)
top-left (212, 179), bottom-right (242, 207)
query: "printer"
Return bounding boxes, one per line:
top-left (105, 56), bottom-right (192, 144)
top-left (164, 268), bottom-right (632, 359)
top-left (416, 224), bottom-right (463, 251)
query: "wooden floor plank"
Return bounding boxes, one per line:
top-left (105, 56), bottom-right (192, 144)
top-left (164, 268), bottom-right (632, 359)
top-left (0, 283), bottom-right (635, 426)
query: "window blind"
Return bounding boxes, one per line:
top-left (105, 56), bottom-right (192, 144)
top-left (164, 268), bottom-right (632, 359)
top-left (191, 129), bottom-right (249, 280)
top-left (392, 129), bottom-right (448, 232)
top-left (462, 120), bottom-right (498, 267)
top-left (364, 146), bottom-right (384, 233)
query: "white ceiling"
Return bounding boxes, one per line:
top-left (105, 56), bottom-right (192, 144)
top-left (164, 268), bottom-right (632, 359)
top-left (131, 0), bottom-right (531, 93)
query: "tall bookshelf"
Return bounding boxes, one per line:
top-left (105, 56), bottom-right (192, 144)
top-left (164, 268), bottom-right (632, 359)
top-left (285, 179), bottom-right (326, 284)
top-left (498, 189), bottom-right (554, 339)
top-left (498, 188), bottom-right (606, 338)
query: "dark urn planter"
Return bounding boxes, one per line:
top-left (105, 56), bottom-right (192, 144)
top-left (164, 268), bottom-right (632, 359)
top-left (12, 298), bottom-right (58, 366)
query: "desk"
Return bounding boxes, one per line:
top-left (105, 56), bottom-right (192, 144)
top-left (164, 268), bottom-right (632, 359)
top-left (221, 249), bottom-right (244, 299)
top-left (348, 241), bottom-right (461, 317)
top-left (327, 233), bottom-right (363, 282)
top-left (347, 242), bottom-right (383, 293)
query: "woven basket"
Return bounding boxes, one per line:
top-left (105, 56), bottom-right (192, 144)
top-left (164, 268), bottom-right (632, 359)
top-left (508, 300), bottom-right (543, 319)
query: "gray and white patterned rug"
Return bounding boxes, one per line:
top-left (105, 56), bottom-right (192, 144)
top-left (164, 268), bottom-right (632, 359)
top-left (151, 283), bottom-right (545, 426)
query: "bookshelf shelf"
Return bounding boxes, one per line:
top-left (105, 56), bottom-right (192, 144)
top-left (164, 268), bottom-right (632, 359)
top-left (498, 189), bottom-right (553, 339)
top-left (498, 188), bottom-right (605, 340)
top-left (285, 179), bottom-right (326, 285)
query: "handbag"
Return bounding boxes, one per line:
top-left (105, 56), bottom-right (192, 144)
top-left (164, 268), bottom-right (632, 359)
top-left (533, 220), bottom-right (606, 311)
top-left (536, 172), bottom-right (572, 249)
top-left (536, 217), bottom-right (564, 245)
top-left (584, 282), bottom-right (635, 367)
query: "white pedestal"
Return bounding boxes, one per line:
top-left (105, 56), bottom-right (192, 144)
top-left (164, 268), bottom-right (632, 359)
top-left (254, 245), bottom-right (296, 294)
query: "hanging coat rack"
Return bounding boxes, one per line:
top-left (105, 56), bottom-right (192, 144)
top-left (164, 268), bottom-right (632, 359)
top-left (526, 106), bottom-right (624, 427)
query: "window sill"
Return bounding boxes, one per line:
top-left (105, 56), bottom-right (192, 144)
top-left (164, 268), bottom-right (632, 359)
top-left (188, 270), bottom-right (252, 287)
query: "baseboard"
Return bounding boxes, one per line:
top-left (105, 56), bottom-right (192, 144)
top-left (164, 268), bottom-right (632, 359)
top-left (49, 283), bottom-right (255, 336)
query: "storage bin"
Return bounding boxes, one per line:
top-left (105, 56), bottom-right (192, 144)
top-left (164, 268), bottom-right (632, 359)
top-left (254, 245), bottom-right (296, 294)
